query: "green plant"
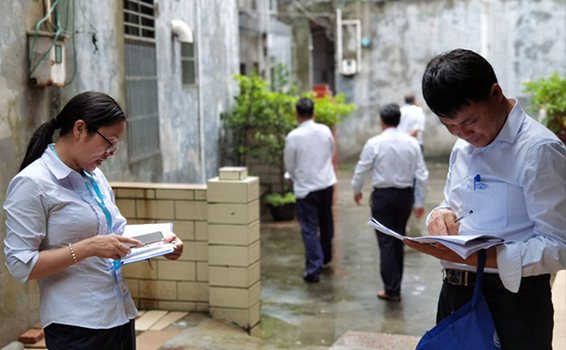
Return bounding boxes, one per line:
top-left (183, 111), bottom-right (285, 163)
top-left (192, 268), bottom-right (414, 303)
top-left (221, 64), bottom-right (357, 201)
top-left (302, 92), bottom-right (357, 128)
top-left (523, 73), bottom-right (566, 137)
top-left (264, 192), bottom-right (296, 208)
top-left (221, 69), bottom-right (297, 193)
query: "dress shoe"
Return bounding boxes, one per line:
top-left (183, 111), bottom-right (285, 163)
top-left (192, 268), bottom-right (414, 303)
top-left (302, 272), bottom-right (320, 283)
top-left (377, 291), bottom-right (401, 302)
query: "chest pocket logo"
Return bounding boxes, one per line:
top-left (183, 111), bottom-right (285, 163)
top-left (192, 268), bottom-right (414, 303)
top-left (476, 183), bottom-right (488, 190)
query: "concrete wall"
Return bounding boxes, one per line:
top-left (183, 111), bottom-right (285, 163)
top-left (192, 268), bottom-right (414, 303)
top-left (278, 0), bottom-right (566, 161)
top-left (0, 0), bottom-right (239, 347)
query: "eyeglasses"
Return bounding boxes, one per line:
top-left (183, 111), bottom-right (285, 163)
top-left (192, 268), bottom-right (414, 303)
top-left (93, 129), bottom-right (118, 154)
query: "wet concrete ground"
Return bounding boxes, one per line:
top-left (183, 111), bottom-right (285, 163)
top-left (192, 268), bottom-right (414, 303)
top-left (258, 162), bottom-right (450, 348)
top-left (137, 161), bottom-right (451, 350)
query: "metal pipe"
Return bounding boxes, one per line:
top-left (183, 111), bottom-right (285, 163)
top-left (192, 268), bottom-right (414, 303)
top-left (196, 0), bottom-right (206, 183)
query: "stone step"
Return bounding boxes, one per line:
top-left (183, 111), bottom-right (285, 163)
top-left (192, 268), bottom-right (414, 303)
top-left (330, 331), bottom-right (421, 350)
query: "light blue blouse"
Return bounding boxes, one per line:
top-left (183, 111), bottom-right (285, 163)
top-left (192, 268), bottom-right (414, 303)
top-left (4, 145), bottom-right (137, 328)
top-left (428, 101), bottom-right (566, 293)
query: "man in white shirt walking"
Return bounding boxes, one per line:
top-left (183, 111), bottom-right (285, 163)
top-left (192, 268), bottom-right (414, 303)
top-left (351, 103), bottom-right (428, 301)
top-left (284, 97), bottom-right (337, 283)
top-left (398, 93), bottom-right (426, 152)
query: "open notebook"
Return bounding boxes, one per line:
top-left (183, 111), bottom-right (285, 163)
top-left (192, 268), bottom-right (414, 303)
top-left (121, 223), bottom-right (176, 265)
top-left (368, 218), bottom-right (504, 259)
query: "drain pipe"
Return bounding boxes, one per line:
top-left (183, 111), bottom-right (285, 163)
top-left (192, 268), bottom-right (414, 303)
top-left (196, 0), bottom-right (206, 183)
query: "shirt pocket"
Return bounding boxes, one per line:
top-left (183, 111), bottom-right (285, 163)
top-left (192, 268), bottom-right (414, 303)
top-left (469, 181), bottom-right (508, 230)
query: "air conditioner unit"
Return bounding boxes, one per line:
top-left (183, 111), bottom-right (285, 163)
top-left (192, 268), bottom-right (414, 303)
top-left (28, 31), bottom-right (68, 87)
top-left (341, 58), bottom-right (357, 76)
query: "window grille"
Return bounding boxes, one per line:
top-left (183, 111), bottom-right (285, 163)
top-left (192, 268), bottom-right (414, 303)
top-left (181, 42), bottom-right (196, 85)
top-left (123, 0), bottom-right (160, 162)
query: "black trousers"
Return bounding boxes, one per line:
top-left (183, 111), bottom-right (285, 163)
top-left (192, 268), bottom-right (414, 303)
top-left (44, 319), bottom-right (136, 350)
top-left (296, 186), bottom-right (334, 275)
top-left (437, 274), bottom-right (553, 350)
top-left (371, 187), bottom-right (413, 296)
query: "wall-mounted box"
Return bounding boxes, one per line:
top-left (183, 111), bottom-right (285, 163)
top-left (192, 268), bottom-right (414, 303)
top-left (28, 31), bottom-right (68, 87)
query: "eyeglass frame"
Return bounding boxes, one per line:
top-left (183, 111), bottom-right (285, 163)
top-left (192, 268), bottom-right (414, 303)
top-left (93, 129), bottom-right (118, 154)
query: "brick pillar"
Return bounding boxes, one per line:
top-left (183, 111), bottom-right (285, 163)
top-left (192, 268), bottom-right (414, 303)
top-left (206, 167), bottom-right (261, 336)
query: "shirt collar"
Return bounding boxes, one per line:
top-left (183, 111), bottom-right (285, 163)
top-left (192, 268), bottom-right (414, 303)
top-left (43, 144), bottom-right (77, 180)
top-left (382, 127), bottom-right (400, 135)
top-left (492, 99), bottom-right (525, 145)
top-left (299, 119), bottom-right (315, 128)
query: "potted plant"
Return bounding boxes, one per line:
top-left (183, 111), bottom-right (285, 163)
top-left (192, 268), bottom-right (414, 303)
top-left (523, 73), bottom-right (566, 143)
top-left (264, 192), bottom-right (296, 221)
top-left (221, 66), bottom-right (298, 220)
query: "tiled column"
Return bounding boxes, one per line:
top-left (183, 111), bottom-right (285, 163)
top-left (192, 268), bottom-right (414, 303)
top-left (207, 167), bottom-right (261, 336)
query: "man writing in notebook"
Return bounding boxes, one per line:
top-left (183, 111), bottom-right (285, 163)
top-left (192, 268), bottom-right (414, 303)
top-left (406, 48), bottom-right (566, 349)
top-left (351, 103), bottom-right (428, 302)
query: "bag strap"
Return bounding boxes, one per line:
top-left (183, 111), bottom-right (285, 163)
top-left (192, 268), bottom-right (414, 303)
top-left (471, 249), bottom-right (487, 306)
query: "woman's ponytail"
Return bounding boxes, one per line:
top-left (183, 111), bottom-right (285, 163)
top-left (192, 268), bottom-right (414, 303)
top-left (19, 118), bottom-right (61, 171)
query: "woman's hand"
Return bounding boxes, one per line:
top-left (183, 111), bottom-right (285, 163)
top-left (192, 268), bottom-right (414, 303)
top-left (27, 234), bottom-right (142, 280)
top-left (162, 231), bottom-right (184, 260)
top-left (77, 234), bottom-right (142, 261)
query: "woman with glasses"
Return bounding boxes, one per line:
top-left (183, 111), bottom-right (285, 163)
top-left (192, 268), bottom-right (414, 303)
top-left (4, 91), bottom-right (184, 350)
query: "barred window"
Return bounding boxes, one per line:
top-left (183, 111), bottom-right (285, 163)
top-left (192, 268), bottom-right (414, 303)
top-left (124, 0), bottom-right (155, 40)
top-left (123, 0), bottom-right (161, 162)
top-left (181, 42), bottom-right (196, 85)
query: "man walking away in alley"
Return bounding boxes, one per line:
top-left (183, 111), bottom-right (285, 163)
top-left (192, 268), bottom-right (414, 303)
top-left (405, 48), bottom-right (566, 349)
top-left (284, 97), bottom-right (337, 283)
top-left (398, 93), bottom-right (426, 153)
top-left (351, 103), bottom-right (428, 301)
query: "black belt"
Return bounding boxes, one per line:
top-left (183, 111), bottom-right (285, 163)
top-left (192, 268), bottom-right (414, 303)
top-left (444, 269), bottom-right (492, 286)
top-left (444, 268), bottom-right (550, 288)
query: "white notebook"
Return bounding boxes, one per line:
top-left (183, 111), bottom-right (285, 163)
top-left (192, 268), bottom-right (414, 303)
top-left (368, 218), bottom-right (504, 259)
top-left (121, 223), bottom-right (176, 265)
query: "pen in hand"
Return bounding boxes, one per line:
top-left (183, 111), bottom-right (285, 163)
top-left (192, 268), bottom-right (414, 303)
top-left (454, 210), bottom-right (473, 223)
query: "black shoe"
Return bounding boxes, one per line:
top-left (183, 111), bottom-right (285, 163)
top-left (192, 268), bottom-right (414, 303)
top-left (302, 272), bottom-right (320, 283)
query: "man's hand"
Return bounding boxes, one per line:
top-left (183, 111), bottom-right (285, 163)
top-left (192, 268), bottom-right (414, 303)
top-left (354, 193), bottom-right (363, 205)
top-left (414, 207), bottom-right (425, 220)
top-left (427, 208), bottom-right (459, 236)
top-left (404, 240), bottom-right (498, 268)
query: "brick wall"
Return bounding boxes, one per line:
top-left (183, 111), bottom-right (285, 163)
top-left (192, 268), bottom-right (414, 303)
top-left (111, 167), bottom-right (260, 334)
top-left (112, 182), bottom-right (210, 313)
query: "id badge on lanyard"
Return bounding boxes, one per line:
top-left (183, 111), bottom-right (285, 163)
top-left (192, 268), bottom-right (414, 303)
top-left (84, 170), bottom-right (130, 299)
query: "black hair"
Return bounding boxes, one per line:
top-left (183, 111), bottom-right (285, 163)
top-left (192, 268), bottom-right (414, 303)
top-left (404, 93), bottom-right (415, 104)
top-left (380, 103), bottom-right (401, 127)
top-left (422, 48), bottom-right (498, 119)
top-left (20, 91), bottom-right (126, 171)
top-left (295, 97), bottom-right (314, 118)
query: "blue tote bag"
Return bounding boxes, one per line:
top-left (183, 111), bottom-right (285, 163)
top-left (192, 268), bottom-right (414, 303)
top-left (416, 250), bottom-right (501, 349)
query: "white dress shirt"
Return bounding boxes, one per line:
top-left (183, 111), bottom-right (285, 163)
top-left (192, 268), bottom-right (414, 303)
top-left (284, 119), bottom-right (337, 199)
top-left (351, 128), bottom-right (428, 207)
top-left (398, 104), bottom-right (426, 146)
top-left (4, 145), bottom-right (137, 328)
top-left (427, 101), bottom-right (566, 293)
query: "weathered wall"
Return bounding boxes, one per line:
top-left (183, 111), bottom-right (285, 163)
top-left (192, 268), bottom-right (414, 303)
top-left (155, 0), bottom-right (239, 184)
top-left (0, 0), bottom-right (124, 345)
top-left (0, 0), bottom-right (238, 347)
top-left (279, 0), bottom-right (566, 162)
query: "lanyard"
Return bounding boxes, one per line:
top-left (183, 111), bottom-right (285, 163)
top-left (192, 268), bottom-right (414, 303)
top-left (49, 145), bottom-right (113, 232)
top-left (83, 170), bottom-right (113, 232)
